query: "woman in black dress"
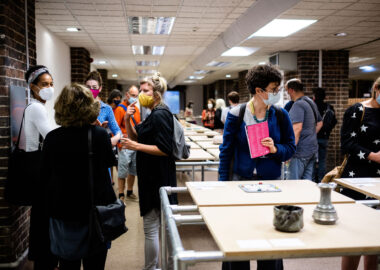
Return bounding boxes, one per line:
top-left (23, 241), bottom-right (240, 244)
top-left (122, 72), bottom-right (176, 270)
top-left (340, 76), bottom-right (380, 270)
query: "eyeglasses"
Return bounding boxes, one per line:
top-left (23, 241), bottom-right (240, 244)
top-left (261, 86), bottom-right (283, 96)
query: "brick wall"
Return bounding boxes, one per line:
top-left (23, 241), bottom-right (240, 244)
top-left (97, 69), bottom-right (108, 102)
top-left (237, 70), bottom-right (250, 102)
top-left (107, 79), bottom-right (118, 92)
top-left (0, 0), bottom-right (36, 264)
top-left (70, 47), bottom-right (90, 84)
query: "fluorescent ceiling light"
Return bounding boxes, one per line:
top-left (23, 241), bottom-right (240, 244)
top-left (195, 76), bottom-right (204, 80)
top-left (98, 60), bottom-right (107, 64)
top-left (194, 70), bottom-right (213, 75)
top-left (359, 65), bottom-right (376, 72)
top-left (226, 74), bottom-right (231, 78)
top-left (249, 19), bottom-right (317, 37)
top-left (259, 61), bottom-right (266, 65)
top-left (334, 32), bottom-right (347, 37)
top-left (188, 76), bottom-right (195, 80)
top-left (137, 70), bottom-right (157, 74)
top-left (221, 47), bottom-right (259, 57)
top-left (66, 27), bottom-right (80, 32)
top-left (128, 17), bottom-right (175, 35)
top-left (206, 61), bottom-right (231, 67)
top-left (349, 57), bottom-right (375, 63)
top-left (136, 60), bottom-right (160, 66)
top-left (132, 45), bottom-right (165, 55)
top-left (112, 74), bottom-right (118, 78)
top-left (184, 80), bottom-right (196, 83)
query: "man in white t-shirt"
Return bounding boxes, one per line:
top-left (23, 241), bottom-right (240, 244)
top-left (221, 91), bottom-right (240, 124)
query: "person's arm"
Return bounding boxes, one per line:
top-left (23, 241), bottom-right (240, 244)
top-left (341, 103), bottom-right (373, 161)
top-left (104, 106), bottom-right (122, 146)
top-left (292, 122), bottom-right (302, 145)
top-left (316, 121), bottom-right (323, 133)
top-left (30, 103), bottom-right (53, 138)
top-left (121, 137), bottom-right (167, 156)
top-left (124, 102), bottom-right (138, 141)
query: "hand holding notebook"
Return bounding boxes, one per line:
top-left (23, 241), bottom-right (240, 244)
top-left (245, 121), bottom-right (270, 158)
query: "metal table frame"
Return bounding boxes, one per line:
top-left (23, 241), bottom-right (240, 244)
top-left (175, 161), bottom-right (219, 181)
top-left (160, 186), bottom-right (380, 270)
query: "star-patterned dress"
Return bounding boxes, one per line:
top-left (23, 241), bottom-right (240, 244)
top-left (341, 103), bottom-right (380, 179)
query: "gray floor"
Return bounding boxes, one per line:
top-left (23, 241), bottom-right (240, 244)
top-left (105, 169), bottom-right (368, 270)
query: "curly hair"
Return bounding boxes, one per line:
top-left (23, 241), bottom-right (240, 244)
top-left (54, 83), bottom-right (100, 127)
top-left (107, 89), bottom-right (122, 104)
top-left (245, 64), bottom-right (282, 94)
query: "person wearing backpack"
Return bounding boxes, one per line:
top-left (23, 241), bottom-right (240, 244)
top-left (219, 64), bottom-right (296, 270)
top-left (114, 85), bottom-right (141, 201)
top-left (312, 87), bottom-right (337, 182)
top-left (121, 72), bottom-right (177, 270)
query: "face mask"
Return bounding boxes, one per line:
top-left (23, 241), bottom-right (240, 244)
top-left (113, 100), bottom-right (121, 106)
top-left (90, 89), bottom-right (100, 98)
top-left (128, 97), bottom-right (137, 105)
top-left (263, 92), bottom-right (281, 106)
top-left (138, 93), bottom-right (154, 107)
top-left (39, 87), bottom-right (54, 101)
top-left (207, 103), bottom-right (213, 109)
top-left (376, 91), bottom-right (380, 105)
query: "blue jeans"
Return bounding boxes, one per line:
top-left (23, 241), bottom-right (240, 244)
top-left (314, 138), bottom-right (328, 183)
top-left (286, 153), bottom-right (317, 180)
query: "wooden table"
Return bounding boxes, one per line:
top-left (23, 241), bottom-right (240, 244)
top-left (186, 180), bottom-right (354, 207)
top-left (186, 141), bottom-right (201, 149)
top-left (207, 148), bottom-right (220, 160)
top-left (189, 135), bottom-right (213, 142)
top-left (334, 177), bottom-right (380, 200)
top-left (199, 203), bottom-right (380, 258)
top-left (197, 141), bottom-right (220, 149)
top-left (186, 149), bottom-right (216, 161)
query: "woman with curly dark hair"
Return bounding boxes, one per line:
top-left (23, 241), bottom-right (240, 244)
top-left (42, 83), bottom-right (117, 269)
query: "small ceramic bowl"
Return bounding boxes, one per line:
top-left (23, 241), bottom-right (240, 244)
top-left (273, 205), bottom-right (304, 232)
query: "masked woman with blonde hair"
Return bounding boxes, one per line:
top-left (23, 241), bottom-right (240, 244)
top-left (121, 72), bottom-right (177, 270)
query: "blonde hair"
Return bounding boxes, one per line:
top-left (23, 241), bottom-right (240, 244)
top-left (140, 72), bottom-right (167, 102)
top-left (215, 98), bottom-right (226, 109)
top-left (372, 76), bottom-right (380, 98)
top-left (55, 83), bottom-right (100, 127)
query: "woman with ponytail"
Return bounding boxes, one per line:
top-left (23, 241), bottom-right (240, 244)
top-left (121, 72), bottom-right (177, 270)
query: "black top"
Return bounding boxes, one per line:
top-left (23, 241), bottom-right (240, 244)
top-left (42, 125), bottom-right (117, 221)
top-left (135, 104), bottom-right (177, 216)
top-left (214, 108), bottom-right (224, 129)
top-left (341, 103), bottom-right (380, 178)
top-left (315, 101), bottom-right (335, 139)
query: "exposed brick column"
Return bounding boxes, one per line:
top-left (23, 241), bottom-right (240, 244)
top-left (237, 70), bottom-right (250, 102)
top-left (0, 0), bottom-right (36, 264)
top-left (97, 69), bottom-right (108, 102)
top-left (107, 79), bottom-right (118, 92)
top-left (70, 47), bottom-right (90, 84)
top-left (296, 50), bottom-right (349, 171)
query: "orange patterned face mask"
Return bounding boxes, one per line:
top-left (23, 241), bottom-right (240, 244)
top-left (138, 92), bottom-right (154, 107)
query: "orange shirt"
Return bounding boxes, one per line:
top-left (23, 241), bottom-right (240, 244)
top-left (113, 101), bottom-right (141, 135)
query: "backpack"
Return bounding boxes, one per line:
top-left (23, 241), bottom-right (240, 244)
top-left (160, 107), bottom-right (190, 160)
top-left (321, 103), bottom-right (337, 137)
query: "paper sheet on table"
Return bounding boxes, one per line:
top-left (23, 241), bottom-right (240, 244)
top-left (245, 121), bottom-right (270, 158)
top-left (341, 178), bottom-right (380, 184)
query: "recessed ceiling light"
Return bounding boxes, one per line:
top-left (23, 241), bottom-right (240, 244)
top-left (112, 74), bottom-right (118, 78)
top-left (132, 45), bottom-right (165, 55)
top-left (249, 19), bottom-right (317, 37)
top-left (188, 76), bottom-right (195, 80)
top-left (206, 61), bottom-right (231, 67)
top-left (359, 65), bottom-right (376, 72)
top-left (349, 57), bottom-right (375, 63)
top-left (334, 32), bottom-right (347, 37)
top-left (98, 60), bottom-right (107, 65)
top-left (195, 76), bottom-right (204, 80)
top-left (136, 60), bottom-right (160, 66)
top-left (259, 61), bottom-right (266, 65)
top-left (137, 70), bottom-right (157, 74)
top-left (226, 74), bottom-right (231, 78)
top-left (66, 27), bottom-right (80, 32)
top-left (184, 80), bottom-right (196, 83)
top-left (128, 17), bottom-right (175, 35)
top-left (194, 70), bottom-right (214, 75)
top-left (221, 47), bottom-right (259, 57)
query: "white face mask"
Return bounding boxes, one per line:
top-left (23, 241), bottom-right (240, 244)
top-left (39, 87), bottom-right (54, 101)
top-left (207, 103), bottom-right (213, 109)
top-left (263, 92), bottom-right (281, 106)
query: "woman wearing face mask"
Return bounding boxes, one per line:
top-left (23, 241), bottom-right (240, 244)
top-left (218, 64), bottom-right (296, 270)
top-left (24, 65), bottom-right (58, 269)
top-left (107, 89), bottom-right (123, 111)
top-left (202, 98), bottom-right (216, 129)
top-left (340, 76), bottom-right (380, 270)
top-left (121, 72), bottom-right (177, 270)
top-left (85, 71), bottom-right (121, 146)
top-left (184, 101), bottom-right (196, 124)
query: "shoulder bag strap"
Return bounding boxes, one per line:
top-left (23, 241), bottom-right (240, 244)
top-left (15, 103), bottom-right (32, 148)
top-left (301, 97), bottom-right (318, 124)
top-left (88, 128), bottom-right (94, 207)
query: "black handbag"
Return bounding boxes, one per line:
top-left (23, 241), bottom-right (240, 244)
top-left (5, 105), bottom-right (43, 206)
top-left (88, 128), bottom-right (128, 243)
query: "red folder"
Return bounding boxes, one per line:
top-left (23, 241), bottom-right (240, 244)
top-left (245, 121), bottom-right (270, 158)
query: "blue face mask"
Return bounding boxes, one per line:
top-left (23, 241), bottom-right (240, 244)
top-left (128, 97), bottom-right (137, 105)
top-left (263, 92), bottom-right (281, 105)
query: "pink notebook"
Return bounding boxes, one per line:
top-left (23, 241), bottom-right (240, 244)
top-left (245, 121), bottom-right (270, 158)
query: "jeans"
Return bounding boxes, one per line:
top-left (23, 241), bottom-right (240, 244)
top-left (58, 249), bottom-right (107, 270)
top-left (313, 138), bottom-right (328, 183)
top-left (286, 153), bottom-right (317, 180)
top-left (143, 208), bottom-right (160, 270)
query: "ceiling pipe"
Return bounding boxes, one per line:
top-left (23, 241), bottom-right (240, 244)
top-left (168, 0), bottom-right (301, 88)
